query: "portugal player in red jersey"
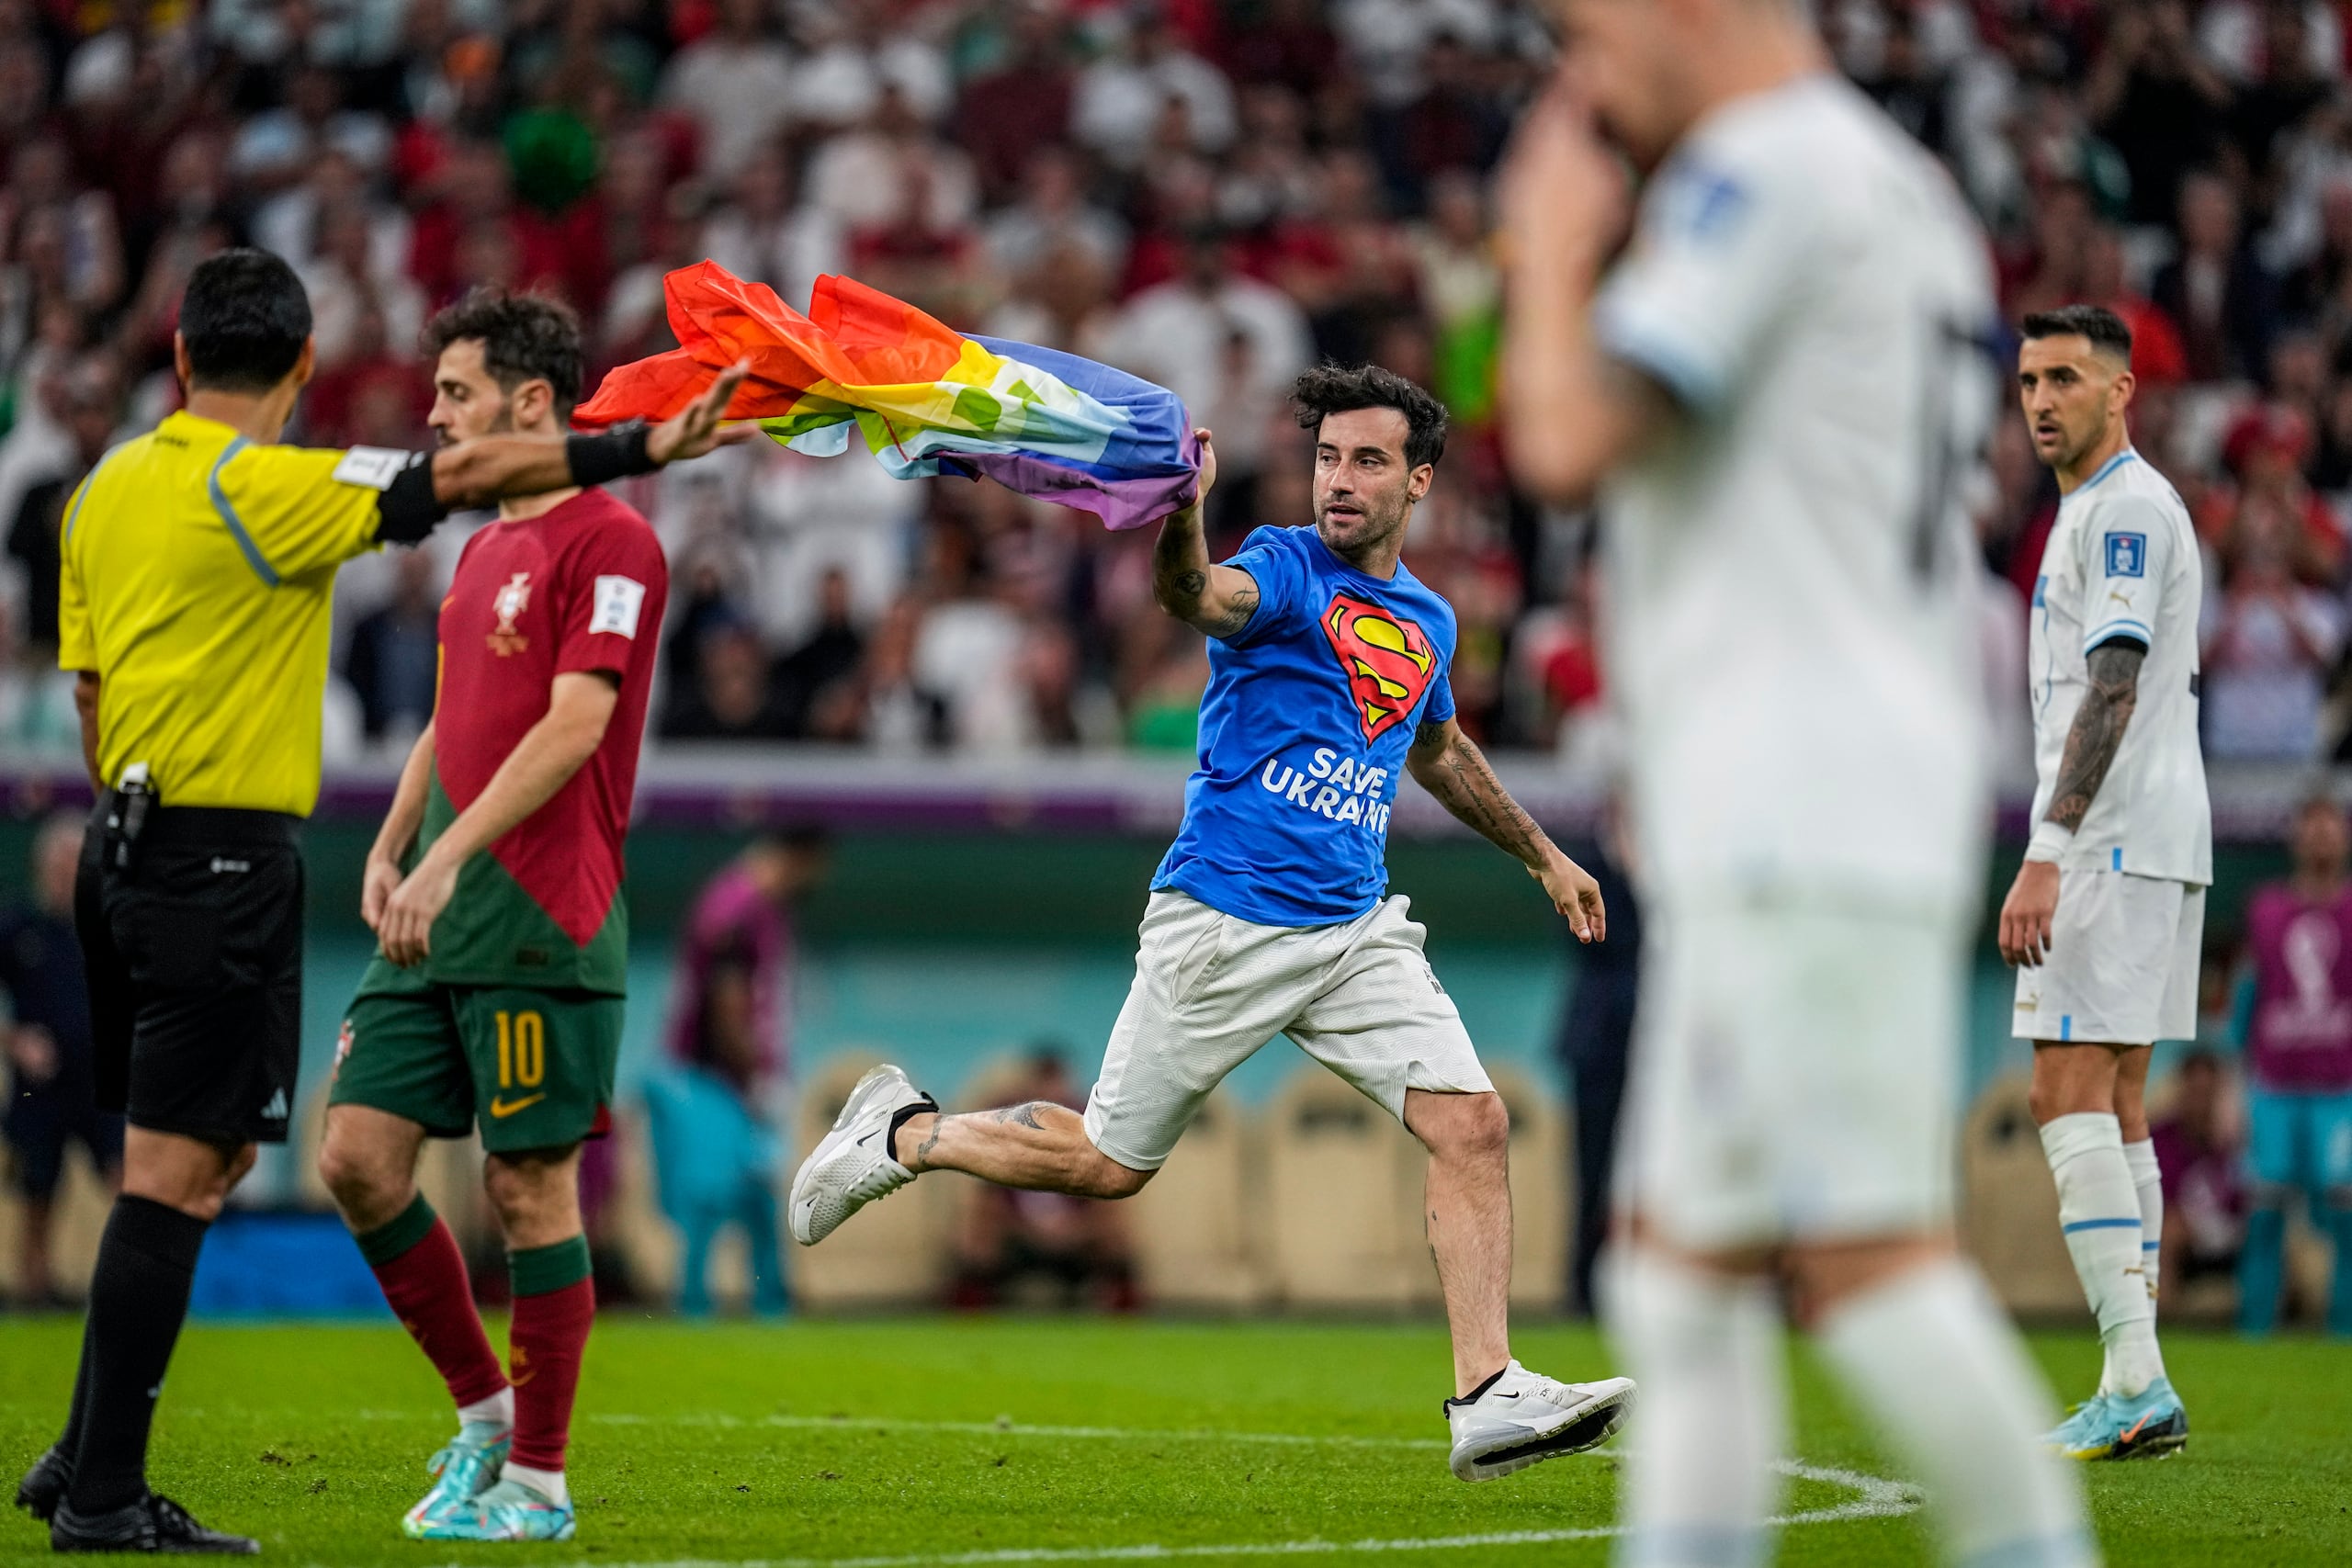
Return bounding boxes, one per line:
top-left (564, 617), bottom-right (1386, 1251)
top-left (316, 290), bottom-right (684, 1542)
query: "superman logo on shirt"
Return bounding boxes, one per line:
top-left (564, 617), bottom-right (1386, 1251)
top-left (1321, 593), bottom-right (1437, 741)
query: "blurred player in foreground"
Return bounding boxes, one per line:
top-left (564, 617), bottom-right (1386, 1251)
top-left (793, 363), bottom-right (1636, 1483)
top-left (314, 291), bottom-right (701, 1543)
top-left (17, 250), bottom-right (739, 1555)
top-left (2229, 793), bottom-right (2352, 1337)
top-left (1500, 1), bottom-right (2093, 1563)
top-left (2002, 305), bottom-right (2207, 1458)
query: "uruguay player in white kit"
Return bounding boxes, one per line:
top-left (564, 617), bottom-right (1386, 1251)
top-left (787, 365), bottom-right (1636, 1483)
top-left (1502, 1), bottom-right (2092, 1564)
top-left (2000, 305), bottom-right (2207, 1461)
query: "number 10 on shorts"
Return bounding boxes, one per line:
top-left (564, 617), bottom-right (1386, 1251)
top-left (496, 1010), bottom-right (546, 1089)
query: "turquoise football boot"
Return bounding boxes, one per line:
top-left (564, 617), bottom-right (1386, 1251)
top-left (422, 1477), bottom-right (577, 1542)
top-left (401, 1422), bottom-right (512, 1539)
top-left (2047, 1378), bottom-right (2188, 1461)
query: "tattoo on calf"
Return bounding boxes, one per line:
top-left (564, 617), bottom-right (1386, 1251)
top-left (991, 1102), bottom-right (1052, 1132)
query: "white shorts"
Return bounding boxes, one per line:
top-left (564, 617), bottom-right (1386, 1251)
top-left (1082, 890), bottom-right (1493, 1171)
top-left (2010, 869), bottom-right (2203, 1046)
top-left (1617, 901), bottom-right (1965, 1250)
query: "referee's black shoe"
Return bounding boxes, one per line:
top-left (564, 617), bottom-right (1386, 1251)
top-left (14, 1446), bottom-right (70, 1521)
top-left (51, 1494), bottom-right (258, 1554)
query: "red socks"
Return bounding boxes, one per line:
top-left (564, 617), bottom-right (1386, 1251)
top-left (356, 1196), bottom-right (508, 1410)
top-left (506, 1237), bottom-right (595, 1472)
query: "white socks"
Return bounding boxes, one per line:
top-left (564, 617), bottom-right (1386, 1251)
top-left (503, 1461), bottom-right (568, 1506)
top-left (458, 1387), bottom-right (514, 1431)
top-left (1816, 1258), bottom-right (2094, 1568)
top-left (2041, 1112), bottom-right (2165, 1396)
top-left (1605, 1249), bottom-right (1785, 1568)
top-left (2122, 1137), bottom-right (2163, 1303)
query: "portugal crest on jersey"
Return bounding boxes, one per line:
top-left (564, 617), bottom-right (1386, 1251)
top-left (1321, 593), bottom-right (1436, 741)
top-left (488, 572), bottom-right (532, 656)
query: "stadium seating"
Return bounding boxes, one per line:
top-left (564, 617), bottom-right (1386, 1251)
top-left (1130, 1089), bottom-right (1271, 1309)
top-left (1262, 1066), bottom-right (1427, 1310)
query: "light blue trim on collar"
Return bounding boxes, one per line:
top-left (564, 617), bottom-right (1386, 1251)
top-left (207, 436), bottom-right (278, 588)
top-left (2076, 448), bottom-right (2139, 494)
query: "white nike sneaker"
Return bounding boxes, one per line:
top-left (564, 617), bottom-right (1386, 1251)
top-left (1444, 1361), bottom-right (1636, 1483)
top-left (789, 1065), bottom-right (937, 1245)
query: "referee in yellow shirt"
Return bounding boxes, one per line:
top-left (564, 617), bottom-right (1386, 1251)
top-left (14, 249), bottom-right (746, 1554)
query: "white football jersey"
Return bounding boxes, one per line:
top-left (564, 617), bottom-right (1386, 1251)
top-left (2026, 450), bottom-right (2211, 886)
top-left (1594, 75), bottom-right (1999, 916)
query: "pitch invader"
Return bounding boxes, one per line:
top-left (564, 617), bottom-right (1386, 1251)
top-left (791, 365), bottom-right (1634, 1481)
top-left (316, 291), bottom-right (684, 1540)
top-left (1499, 1), bottom-right (2093, 1563)
top-left (2002, 304), bottom-right (2208, 1461)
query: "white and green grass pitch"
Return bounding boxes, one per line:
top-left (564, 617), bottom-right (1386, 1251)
top-left (0, 1316), bottom-right (2345, 1565)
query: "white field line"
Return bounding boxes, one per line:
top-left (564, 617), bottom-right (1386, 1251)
top-left (292, 1408), bottom-right (1913, 1568)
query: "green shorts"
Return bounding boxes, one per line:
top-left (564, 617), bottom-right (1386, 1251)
top-left (329, 964), bottom-right (623, 1154)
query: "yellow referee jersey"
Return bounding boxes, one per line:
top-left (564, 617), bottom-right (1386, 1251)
top-left (57, 411), bottom-right (394, 817)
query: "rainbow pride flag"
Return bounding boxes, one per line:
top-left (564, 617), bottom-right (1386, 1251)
top-left (577, 261), bottom-right (1202, 530)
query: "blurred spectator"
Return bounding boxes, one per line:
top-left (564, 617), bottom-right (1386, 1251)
top-left (1552, 811), bottom-right (1640, 1319)
top-left (6, 353), bottom-right (120, 656)
top-left (2148, 1049), bottom-right (2246, 1316)
top-left (2199, 492), bottom-right (2344, 760)
top-left (664, 618), bottom-right (794, 741)
top-left (666, 828), bottom-right (831, 1088)
top-left (2, 815), bottom-right (122, 1309)
top-left (644, 938), bottom-right (786, 1317)
top-left (644, 830), bottom-right (831, 1314)
top-left (344, 547), bottom-right (444, 744)
top-left (2151, 169), bottom-right (2279, 384)
top-left (2230, 794), bottom-right (2352, 1337)
top-left (659, 0), bottom-right (797, 186)
top-left (775, 569), bottom-right (868, 738)
top-left (1100, 227), bottom-right (1309, 438)
top-left (1073, 11), bottom-right (1237, 170)
top-left (948, 1048), bottom-right (1137, 1312)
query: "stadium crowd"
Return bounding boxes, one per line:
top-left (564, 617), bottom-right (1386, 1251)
top-left (7, 0), bottom-right (2352, 763)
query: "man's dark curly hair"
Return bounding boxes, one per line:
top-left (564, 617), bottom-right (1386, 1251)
top-left (1292, 363), bottom-right (1449, 470)
top-left (424, 288), bottom-right (584, 415)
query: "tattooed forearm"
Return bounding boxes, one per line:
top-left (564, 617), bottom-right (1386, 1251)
top-left (1409, 722), bottom-right (1551, 867)
top-left (2046, 640), bottom-right (2143, 832)
top-left (1152, 503), bottom-right (1258, 637)
top-left (1152, 506), bottom-right (1212, 618)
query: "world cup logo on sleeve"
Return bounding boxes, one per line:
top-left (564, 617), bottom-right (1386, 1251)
top-left (1320, 594), bottom-right (1436, 741)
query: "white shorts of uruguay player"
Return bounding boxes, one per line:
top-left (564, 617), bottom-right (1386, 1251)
top-left (1617, 904), bottom-right (1970, 1251)
top-left (1081, 889), bottom-right (1493, 1171)
top-left (2012, 868), bottom-right (2204, 1046)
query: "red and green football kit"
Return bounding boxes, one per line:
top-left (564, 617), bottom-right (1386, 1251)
top-left (332, 487), bottom-right (668, 1154)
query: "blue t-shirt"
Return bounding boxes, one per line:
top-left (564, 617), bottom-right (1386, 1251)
top-left (1153, 525), bottom-right (1458, 927)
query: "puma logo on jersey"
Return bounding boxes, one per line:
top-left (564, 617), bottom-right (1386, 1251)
top-left (489, 572), bottom-right (532, 656)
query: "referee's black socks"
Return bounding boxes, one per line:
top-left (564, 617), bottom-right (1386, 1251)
top-left (65, 1196), bottom-right (210, 1514)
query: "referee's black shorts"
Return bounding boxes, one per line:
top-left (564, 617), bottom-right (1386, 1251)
top-left (74, 796), bottom-right (305, 1147)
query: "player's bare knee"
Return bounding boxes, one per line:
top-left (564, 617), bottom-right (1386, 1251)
top-left (1415, 1091), bottom-right (1509, 1164)
top-left (318, 1129), bottom-right (403, 1220)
